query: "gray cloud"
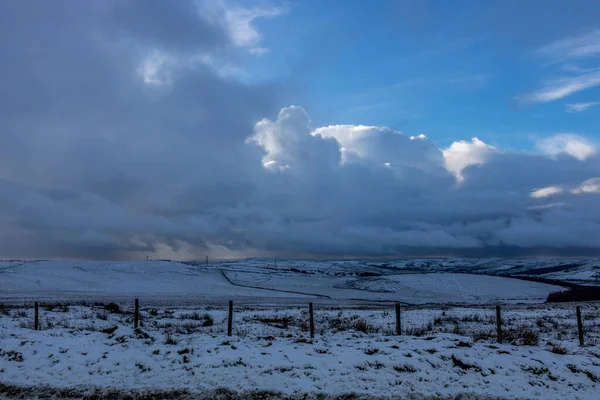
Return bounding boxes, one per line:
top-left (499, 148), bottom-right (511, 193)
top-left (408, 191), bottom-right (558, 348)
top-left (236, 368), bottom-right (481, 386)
top-left (1, 1), bottom-right (600, 260)
top-left (0, 0), bottom-right (277, 259)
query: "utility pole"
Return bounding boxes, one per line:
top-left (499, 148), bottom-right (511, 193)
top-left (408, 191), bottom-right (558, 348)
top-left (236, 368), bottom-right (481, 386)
top-left (206, 255), bottom-right (208, 266)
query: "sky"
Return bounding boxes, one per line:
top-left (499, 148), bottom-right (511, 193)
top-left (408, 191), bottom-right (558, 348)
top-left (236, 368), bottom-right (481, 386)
top-left (1, 0), bottom-right (600, 260)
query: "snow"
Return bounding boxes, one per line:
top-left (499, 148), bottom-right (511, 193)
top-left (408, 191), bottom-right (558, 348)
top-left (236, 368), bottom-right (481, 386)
top-left (545, 266), bottom-right (600, 283)
top-left (0, 261), bottom-right (311, 302)
top-left (1, 259), bottom-right (598, 398)
top-left (225, 271), bottom-right (561, 304)
top-left (1, 303), bottom-right (599, 399)
top-left (0, 260), bottom-right (566, 305)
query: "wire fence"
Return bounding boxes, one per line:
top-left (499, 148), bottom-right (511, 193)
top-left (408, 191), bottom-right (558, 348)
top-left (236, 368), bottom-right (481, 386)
top-left (2, 300), bottom-right (599, 349)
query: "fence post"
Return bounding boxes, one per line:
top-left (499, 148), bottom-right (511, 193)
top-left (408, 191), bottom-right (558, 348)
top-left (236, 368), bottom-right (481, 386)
top-left (34, 302), bottom-right (39, 331)
top-left (227, 300), bottom-right (233, 336)
top-left (134, 298), bottom-right (139, 329)
top-left (576, 306), bottom-right (584, 346)
top-left (495, 305), bottom-right (502, 344)
top-left (309, 302), bottom-right (315, 339)
top-left (395, 303), bottom-right (401, 336)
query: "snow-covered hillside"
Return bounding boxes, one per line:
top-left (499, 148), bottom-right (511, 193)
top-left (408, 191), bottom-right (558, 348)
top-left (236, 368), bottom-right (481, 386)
top-left (224, 270), bottom-right (561, 304)
top-left (207, 257), bottom-right (600, 285)
top-left (1, 303), bottom-right (599, 399)
top-left (0, 260), bottom-right (566, 305)
top-left (0, 261), bottom-right (309, 303)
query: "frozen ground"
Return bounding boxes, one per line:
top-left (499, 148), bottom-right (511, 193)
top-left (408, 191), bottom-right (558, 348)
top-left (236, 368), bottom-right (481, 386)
top-left (1, 302), bottom-right (599, 399)
top-left (0, 260), bottom-right (567, 305)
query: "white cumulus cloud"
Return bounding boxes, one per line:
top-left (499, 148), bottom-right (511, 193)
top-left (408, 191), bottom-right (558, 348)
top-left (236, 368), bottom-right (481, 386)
top-left (313, 125), bottom-right (444, 175)
top-left (247, 106), bottom-right (340, 173)
top-left (536, 134), bottom-right (597, 161)
top-left (442, 138), bottom-right (497, 182)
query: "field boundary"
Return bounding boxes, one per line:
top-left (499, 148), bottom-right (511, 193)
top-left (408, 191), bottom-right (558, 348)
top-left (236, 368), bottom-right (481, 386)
top-left (220, 271), bottom-right (332, 299)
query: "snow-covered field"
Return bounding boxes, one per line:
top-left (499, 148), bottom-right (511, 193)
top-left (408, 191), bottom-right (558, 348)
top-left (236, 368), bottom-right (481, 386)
top-left (0, 260), bottom-right (568, 305)
top-left (1, 302), bottom-right (599, 399)
top-left (1, 259), bottom-right (598, 398)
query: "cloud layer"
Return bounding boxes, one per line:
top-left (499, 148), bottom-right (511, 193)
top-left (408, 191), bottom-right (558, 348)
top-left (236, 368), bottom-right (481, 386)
top-left (1, 1), bottom-right (600, 260)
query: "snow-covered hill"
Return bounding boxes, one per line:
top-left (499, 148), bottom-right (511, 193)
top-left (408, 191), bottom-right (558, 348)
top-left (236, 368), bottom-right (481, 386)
top-left (0, 259), bottom-right (570, 305)
top-left (203, 257), bottom-right (600, 285)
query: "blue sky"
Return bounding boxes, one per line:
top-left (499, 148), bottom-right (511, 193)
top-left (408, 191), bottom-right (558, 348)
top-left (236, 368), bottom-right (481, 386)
top-left (1, 0), bottom-right (600, 259)
top-left (244, 0), bottom-right (600, 149)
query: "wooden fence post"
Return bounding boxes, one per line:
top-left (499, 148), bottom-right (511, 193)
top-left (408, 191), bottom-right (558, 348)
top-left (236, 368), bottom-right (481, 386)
top-left (495, 305), bottom-right (502, 344)
top-left (134, 298), bottom-right (139, 329)
top-left (395, 303), bottom-right (401, 336)
top-left (34, 302), bottom-right (39, 331)
top-left (227, 300), bottom-right (233, 336)
top-left (309, 302), bottom-right (315, 339)
top-left (576, 306), bottom-right (584, 346)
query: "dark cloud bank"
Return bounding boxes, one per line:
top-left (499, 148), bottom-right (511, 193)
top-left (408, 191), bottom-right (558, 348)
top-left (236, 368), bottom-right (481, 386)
top-left (1, 1), bottom-right (600, 260)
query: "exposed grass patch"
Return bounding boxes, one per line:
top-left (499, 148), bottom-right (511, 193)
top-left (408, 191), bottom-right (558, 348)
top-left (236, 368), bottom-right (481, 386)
top-left (175, 322), bottom-right (203, 334)
top-left (201, 313), bottom-right (214, 327)
top-left (352, 318), bottom-right (378, 334)
top-left (504, 326), bottom-right (539, 346)
top-left (294, 337), bottom-right (312, 344)
top-left (100, 326), bottom-right (118, 335)
top-left (522, 365), bottom-right (549, 376)
top-left (0, 350), bottom-right (24, 362)
top-left (43, 303), bottom-right (69, 313)
top-left (567, 364), bottom-right (599, 382)
top-left (321, 314), bottom-right (380, 334)
top-left (472, 330), bottom-right (495, 342)
top-left (451, 355), bottom-right (481, 372)
top-left (104, 303), bottom-right (121, 314)
top-left (96, 312), bottom-right (108, 321)
top-left (164, 332), bottom-right (178, 345)
top-left (405, 324), bottom-right (433, 337)
top-left (255, 315), bottom-right (296, 330)
top-left (364, 347), bottom-right (380, 355)
top-left (177, 313), bottom-right (213, 328)
top-left (223, 358), bottom-right (246, 367)
top-left (135, 362), bottom-right (151, 373)
top-left (393, 364), bottom-right (417, 373)
top-left (355, 361), bottom-right (385, 371)
top-left (550, 345), bottom-right (568, 355)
